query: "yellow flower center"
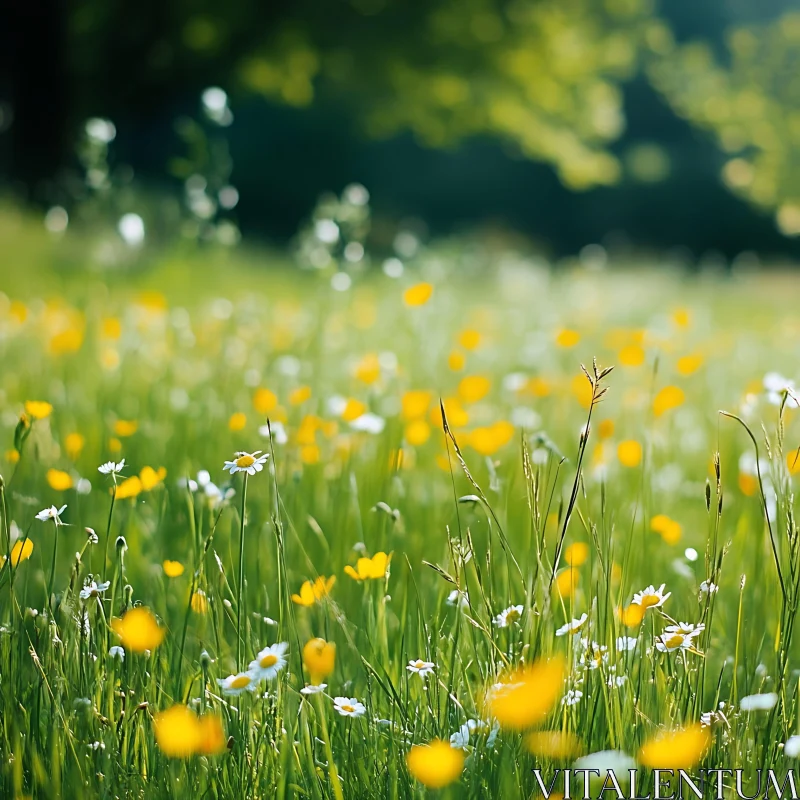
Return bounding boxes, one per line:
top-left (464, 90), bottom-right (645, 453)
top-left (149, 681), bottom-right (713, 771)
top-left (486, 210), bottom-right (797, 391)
top-left (341, 704), bottom-right (355, 713)
top-left (231, 675), bottom-right (251, 689)
top-left (507, 609), bottom-right (520, 622)
top-left (413, 661), bottom-right (425, 669)
top-left (640, 594), bottom-right (660, 608)
top-left (664, 634), bottom-right (685, 649)
top-left (236, 454), bottom-right (256, 468)
top-left (260, 654), bottom-right (279, 668)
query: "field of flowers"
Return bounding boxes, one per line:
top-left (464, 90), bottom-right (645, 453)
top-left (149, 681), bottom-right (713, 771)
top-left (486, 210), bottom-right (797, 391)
top-left (4, 212), bottom-right (800, 797)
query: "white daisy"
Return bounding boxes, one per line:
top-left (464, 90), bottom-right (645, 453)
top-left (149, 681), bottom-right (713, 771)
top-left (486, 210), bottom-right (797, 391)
top-left (36, 505), bottom-right (67, 524)
top-left (349, 413), bottom-right (386, 434)
top-left (785, 736), bottom-right (800, 758)
top-left (300, 683), bottom-right (327, 695)
top-left (556, 613), bottom-right (588, 637)
top-left (493, 604), bottom-right (524, 628)
top-left (217, 671), bottom-right (260, 696)
top-left (700, 580), bottom-right (719, 594)
top-left (249, 642), bottom-right (288, 681)
top-left (223, 450), bottom-right (269, 476)
top-left (664, 621), bottom-right (705, 638)
top-left (616, 636), bottom-right (638, 652)
top-left (631, 583), bottom-right (671, 609)
top-left (563, 689), bottom-right (583, 706)
top-left (406, 659), bottom-right (435, 678)
top-left (579, 639), bottom-right (608, 669)
top-left (79, 579), bottom-right (111, 600)
top-left (333, 696), bottom-right (366, 717)
top-left (446, 589), bottom-right (469, 610)
top-left (98, 459), bottom-right (125, 475)
top-left (655, 630), bottom-right (698, 653)
top-left (450, 723), bottom-right (471, 749)
top-left (740, 692), bottom-right (778, 712)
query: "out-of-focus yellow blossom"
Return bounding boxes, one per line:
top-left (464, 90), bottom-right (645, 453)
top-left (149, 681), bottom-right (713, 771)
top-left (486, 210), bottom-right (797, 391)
top-left (433, 397), bottom-right (469, 428)
top-left (65, 432), bottom-right (85, 459)
top-left (154, 706), bottom-right (226, 759)
top-left (228, 412), bottom-right (247, 431)
top-left (618, 344), bottom-right (645, 367)
top-left (253, 388), bottom-right (278, 414)
top-left (405, 419), bottom-right (431, 446)
top-left (46, 469), bottom-right (73, 491)
top-left (341, 398), bottom-right (367, 422)
top-left (162, 560), bottom-right (184, 578)
top-left (555, 567), bottom-right (579, 598)
top-left (289, 385), bottom-right (311, 405)
top-left (571, 374), bottom-right (593, 409)
top-left (355, 353), bottom-right (381, 384)
top-left (114, 476), bottom-right (143, 500)
top-left (619, 603), bottom-right (646, 627)
top-left (484, 656), bottom-right (565, 730)
top-left (677, 354), bottom-right (704, 375)
top-left (564, 542), bottom-right (589, 567)
top-left (101, 317), bottom-right (122, 339)
top-left (0, 538), bottom-right (34, 569)
top-left (191, 589), bottom-right (209, 613)
top-left (651, 514), bottom-right (682, 545)
top-left (525, 730), bottom-right (583, 759)
top-left (401, 390), bottom-right (432, 421)
top-left (617, 440), bottom-right (642, 467)
top-left (25, 401), bottom-right (53, 420)
top-left (403, 282), bottom-right (433, 307)
top-left (598, 419), bottom-right (615, 439)
top-left (526, 376), bottom-right (552, 397)
top-left (111, 607), bottom-right (165, 652)
top-left (458, 375), bottom-right (491, 404)
top-left (448, 350), bottom-right (466, 371)
top-left (638, 724), bottom-right (710, 770)
top-left (113, 419), bottom-right (138, 437)
top-left (555, 329), bottom-right (580, 348)
top-left (468, 421), bottom-right (514, 455)
top-left (458, 329), bottom-right (481, 351)
top-left (653, 385), bottom-right (685, 417)
top-left (139, 466), bottom-right (166, 491)
top-left (406, 740), bottom-right (465, 788)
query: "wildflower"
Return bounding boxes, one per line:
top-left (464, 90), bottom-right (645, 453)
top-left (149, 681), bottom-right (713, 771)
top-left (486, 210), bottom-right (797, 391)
top-left (785, 736), bottom-right (800, 758)
top-left (109, 645), bottom-right (125, 661)
top-left (46, 469), bottom-right (73, 491)
top-left (253, 387), bottom-right (278, 414)
top-left (617, 440), bottom-right (642, 468)
top-left (349, 412), bottom-right (386, 434)
top-left (653, 385), bottom-right (685, 417)
top-left (0, 538), bottom-right (34, 569)
top-left (300, 683), bottom-right (327, 695)
top-left (114, 476), bottom-right (142, 500)
top-left (632, 583), bottom-right (671, 609)
top-left (564, 542), bottom-right (589, 566)
top-left (484, 656), bottom-right (565, 730)
top-left (700, 580), bottom-right (719, 594)
top-left (344, 551), bottom-right (390, 581)
top-left (110, 607), bottom-right (165, 652)
top-left (579, 639), bottom-right (609, 669)
top-left (291, 575), bottom-right (335, 605)
top-left (556, 329), bottom-right (580, 348)
top-left (407, 659), bottom-right (435, 678)
top-left (80, 579), bottom-right (111, 600)
top-left (446, 589), bottom-right (469, 610)
top-left (139, 465), bottom-right (166, 490)
top-left (406, 740), bottom-right (465, 788)
top-left (162, 560), bottom-right (184, 577)
top-left (650, 514), bottom-right (682, 545)
top-left (98, 458), bottom-right (125, 475)
top-left (556, 613), bottom-right (588, 637)
top-left (637, 724), bottom-right (711, 770)
top-left (36, 505), bottom-right (67, 524)
top-left (655, 631), bottom-right (699, 653)
top-left (665, 621), bottom-right (705, 637)
top-left (740, 692), bottom-right (778, 711)
top-left (217, 671), bottom-right (259, 696)
top-left (223, 450), bottom-right (269, 476)
top-left (113, 419), bottom-right (138, 437)
top-left (449, 724), bottom-right (471, 749)
top-left (76, 478), bottom-right (91, 495)
top-left (250, 642), bottom-right (288, 681)
top-left (333, 696), bottom-right (366, 717)
top-left (191, 589), bottom-right (208, 613)
top-left (468, 421), bottom-right (514, 455)
top-left (303, 637), bottom-right (336, 684)
top-left (403, 282), bottom-right (433, 307)
top-left (525, 730), bottom-right (583, 759)
top-left (458, 375), bottom-right (491, 404)
top-left (616, 636), bottom-right (638, 652)
top-left (154, 705), bottom-right (201, 758)
top-left (563, 689), bottom-right (583, 706)
top-left (228, 412), bottom-right (247, 431)
top-left (196, 713), bottom-right (226, 756)
top-left (25, 400), bottom-right (53, 419)
top-left (493, 604), bottom-right (523, 628)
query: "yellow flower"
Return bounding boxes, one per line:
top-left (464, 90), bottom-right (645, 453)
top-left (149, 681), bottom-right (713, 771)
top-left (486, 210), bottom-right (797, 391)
top-left (344, 551), bottom-right (390, 581)
top-left (65, 432), bottom-right (85, 459)
top-left (434, 397), bottom-right (469, 428)
top-left (101, 317), bottom-right (122, 340)
top-left (113, 419), bottom-right (138, 437)
top-left (291, 575), bottom-right (336, 606)
top-left (458, 329), bottom-right (481, 351)
top-left (197, 713), bottom-right (227, 755)
top-left (677, 353), bottom-right (704, 376)
top-left (355, 353), bottom-right (381, 384)
top-left (253, 387), bottom-right (278, 415)
top-left (672, 308), bottom-right (691, 328)
top-left (401, 390), bottom-right (433, 421)
top-left (638, 724), bottom-right (710, 770)
top-left (289, 385), bottom-right (312, 406)
top-left (341, 398), bottom-right (367, 422)
top-left (139, 465), bottom-right (166, 491)
top-left (109, 437), bottom-right (122, 454)
top-left (448, 350), bottom-right (466, 371)
top-left (555, 329), bottom-right (580, 348)
top-left (228, 412), bottom-right (247, 431)
top-left (0, 538), bottom-right (34, 569)
top-left (468, 421), bottom-right (514, 456)
top-left (653, 385), bottom-right (685, 417)
top-left (484, 656), bottom-right (565, 730)
top-left (154, 705), bottom-right (201, 758)
top-left (6, 449), bottom-right (20, 464)
top-left (111, 607), bottom-right (166, 652)
top-left (564, 542), bottom-right (589, 567)
top-left (738, 472), bottom-right (759, 496)
top-left (619, 603), bottom-right (646, 627)
top-left (458, 375), bottom-right (491, 404)
top-left (46, 469), bottom-right (73, 491)
top-left (24, 401), bottom-right (53, 420)
top-left (787, 451), bottom-right (800, 476)
top-left (618, 344), bottom-right (645, 367)
top-left (650, 514), bottom-right (682, 545)
top-left (597, 419), bottom-right (615, 439)
top-left (302, 637), bottom-right (336, 684)
top-left (617, 440), bottom-right (642, 468)
top-left (191, 589), bottom-right (209, 613)
top-left (406, 740), bottom-right (465, 789)
top-left (405, 419), bottom-right (431, 446)
top-left (162, 560), bottom-right (185, 578)
top-left (525, 730), bottom-right (584, 760)
top-left (526, 376), bottom-right (551, 397)
top-left (403, 282), bottom-right (433, 307)
top-left (554, 567), bottom-right (579, 598)
top-left (114, 476), bottom-right (143, 500)
top-left (571, 374), bottom-right (593, 409)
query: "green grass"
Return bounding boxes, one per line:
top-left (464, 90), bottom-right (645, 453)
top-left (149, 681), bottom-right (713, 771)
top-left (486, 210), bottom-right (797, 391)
top-left (3, 207), bottom-right (800, 797)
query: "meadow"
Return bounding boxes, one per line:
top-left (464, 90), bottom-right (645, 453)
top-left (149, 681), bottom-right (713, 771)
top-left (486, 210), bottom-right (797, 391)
top-left (3, 206), bottom-right (800, 798)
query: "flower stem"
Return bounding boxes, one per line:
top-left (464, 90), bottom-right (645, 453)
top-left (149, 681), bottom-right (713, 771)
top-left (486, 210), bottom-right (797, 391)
top-left (47, 519), bottom-right (59, 611)
top-left (236, 472), bottom-right (249, 671)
